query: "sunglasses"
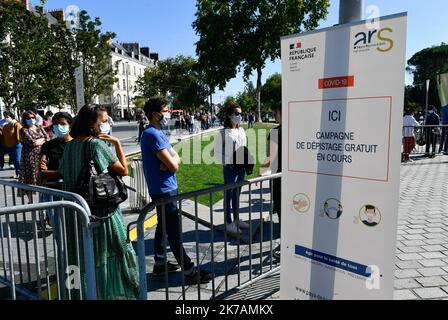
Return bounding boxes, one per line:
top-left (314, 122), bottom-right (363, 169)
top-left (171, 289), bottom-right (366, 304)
top-left (25, 117), bottom-right (35, 120)
top-left (233, 112), bottom-right (242, 116)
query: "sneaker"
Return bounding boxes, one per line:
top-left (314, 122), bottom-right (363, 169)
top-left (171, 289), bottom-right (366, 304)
top-left (225, 222), bottom-right (241, 234)
top-left (9, 164), bottom-right (14, 169)
top-left (184, 267), bottom-right (213, 285)
top-left (235, 219), bottom-right (250, 230)
top-left (152, 261), bottom-right (181, 276)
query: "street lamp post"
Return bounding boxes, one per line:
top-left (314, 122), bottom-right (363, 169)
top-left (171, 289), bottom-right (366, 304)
top-left (125, 62), bottom-right (130, 119)
top-left (339, 0), bottom-right (363, 24)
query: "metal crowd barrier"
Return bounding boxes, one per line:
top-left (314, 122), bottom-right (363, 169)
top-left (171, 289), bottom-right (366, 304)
top-left (402, 125), bottom-right (448, 156)
top-left (0, 180), bottom-right (96, 300)
top-left (127, 173), bottom-right (282, 301)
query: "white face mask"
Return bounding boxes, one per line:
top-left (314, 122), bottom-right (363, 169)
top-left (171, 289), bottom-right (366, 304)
top-left (231, 114), bottom-right (242, 125)
top-left (158, 114), bottom-right (169, 127)
top-left (100, 122), bottom-right (111, 134)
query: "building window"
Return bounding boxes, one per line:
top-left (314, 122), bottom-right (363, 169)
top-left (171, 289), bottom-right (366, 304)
top-left (117, 80), bottom-right (120, 90)
top-left (122, 63), bottom-right (125, 75)
top-left (124, 95), bottom-right (127, 106)
top-left (116, 94), bottom-right (121, 106)
top-left (123, 79), bottom-right (126, 90)
top-left (134, 66), bottom-right (136, 76)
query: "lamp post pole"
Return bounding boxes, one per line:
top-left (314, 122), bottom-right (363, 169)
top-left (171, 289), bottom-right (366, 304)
top-left (339, 0), bottom-right (363, 24)
top-left (125, 62), bottom-right (130, 120)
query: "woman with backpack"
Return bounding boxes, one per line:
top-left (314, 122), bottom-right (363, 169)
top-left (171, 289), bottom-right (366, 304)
top-left (59, 104), bottom-right (139, 300)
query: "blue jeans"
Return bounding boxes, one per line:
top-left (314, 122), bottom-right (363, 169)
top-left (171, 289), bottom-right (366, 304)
top-left (223, 165), bottom-right (246, 224)
top-left (151, 189), bottom-right (194, 270)
top-left (5, 144), bottom-right (22, 176)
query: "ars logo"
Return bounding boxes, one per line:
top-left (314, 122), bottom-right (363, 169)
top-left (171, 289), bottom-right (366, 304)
top-left (354, 28), bottom-right (394, 52)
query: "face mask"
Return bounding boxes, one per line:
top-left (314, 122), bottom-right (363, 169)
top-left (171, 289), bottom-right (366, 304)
top-left (100, 122), bottom-right (111, 134)
top-left (231, 114), bottom-right (242, 125)
top-left (26, 119), bottom-right (36, 127)
top-left (158, 114), bottom-right (169, 127)
top-left (3, 118), bottom-right (10, 124)
top-left (53, 124), bottom-right (70, 138)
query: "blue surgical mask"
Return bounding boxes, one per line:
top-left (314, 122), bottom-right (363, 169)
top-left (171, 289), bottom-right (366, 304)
top-left (100, 122), bottom-right (111, 134)
top-left (26, 119), bottom-right (36, 127)
top-left (53, 124), bottom-right (70, 138)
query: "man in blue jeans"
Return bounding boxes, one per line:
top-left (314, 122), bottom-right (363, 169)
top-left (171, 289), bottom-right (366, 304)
top-left (140, 97), bottom-right (212, 285)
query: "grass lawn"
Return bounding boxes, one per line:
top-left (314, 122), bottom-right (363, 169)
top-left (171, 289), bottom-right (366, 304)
top-left (174, 123), bottom-right (277, 206)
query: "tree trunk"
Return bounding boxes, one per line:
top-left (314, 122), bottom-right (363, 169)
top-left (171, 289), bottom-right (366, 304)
top-left (256, 66), bottom-right (262, 122)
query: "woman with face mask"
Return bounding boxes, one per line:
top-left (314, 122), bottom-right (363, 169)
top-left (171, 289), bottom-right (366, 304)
top-left (214, 103), bottom-right (250, 234)
top-left (38, 112), bottom-right (73, 231)
top-left (59, 104), bottom-right (139, 300)
top-left (39, 112), bottom-right (73, 184)
top-left (18, 110), bottom-right (49, 202)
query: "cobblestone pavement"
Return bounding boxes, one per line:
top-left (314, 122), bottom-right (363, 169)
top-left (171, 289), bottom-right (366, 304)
top-left (393, 155), bottom-right (448, 300)
top-left (197, 155), bottom-right (448, 300)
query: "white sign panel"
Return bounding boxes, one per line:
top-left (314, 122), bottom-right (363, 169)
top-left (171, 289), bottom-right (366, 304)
top-left (74, 66), bottom-right (85, 110)
top-left (280, 13), bottom-right (407, 300)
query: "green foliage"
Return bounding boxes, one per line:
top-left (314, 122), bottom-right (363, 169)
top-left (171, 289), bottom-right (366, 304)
top-left (59, 10), bottom-right (117, 112)
top-left (407, 43), bottom-right (448, 107)
top-left (135, 55), bottom-right (208, 111)
top-left (0, 2), bottom-right (116, 113)
top-left (0, 1), bottom-right (53, 111)
top-left (261, 73), bottom-right (281, 112)
top-left (193, 0), bottom-right (330, 119)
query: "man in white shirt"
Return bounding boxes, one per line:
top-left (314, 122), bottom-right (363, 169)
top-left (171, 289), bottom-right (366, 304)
top-left (403, 109), bottom-right (420, 162)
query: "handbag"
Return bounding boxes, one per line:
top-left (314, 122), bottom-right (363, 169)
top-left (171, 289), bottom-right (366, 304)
top-left (75, 139), bottom-right (128, 218)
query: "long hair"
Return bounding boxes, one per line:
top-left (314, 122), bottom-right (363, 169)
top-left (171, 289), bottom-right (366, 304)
top-left (70, 105), bottom-right (107, 139)
top-left (21, 110), bottom-right (36, 128)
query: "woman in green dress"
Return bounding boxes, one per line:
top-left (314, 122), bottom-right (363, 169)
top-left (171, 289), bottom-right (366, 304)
top-left (59, 104), bottom-right (139, 300)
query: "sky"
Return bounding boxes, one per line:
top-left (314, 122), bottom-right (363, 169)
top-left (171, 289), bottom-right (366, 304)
top-left (40, 0), bottom-right (448, 103)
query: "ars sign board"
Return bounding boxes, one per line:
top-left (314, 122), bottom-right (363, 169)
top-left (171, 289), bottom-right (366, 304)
top-left (280, 13), bottom-right (407, 300)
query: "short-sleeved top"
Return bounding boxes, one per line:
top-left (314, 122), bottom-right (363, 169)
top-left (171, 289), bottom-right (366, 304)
top-left (141, 124), bottom-right (177, 195)
top-left (41, 139), bottom-right (67, 171)
top-left (60, 139), bottom-right (118, 193)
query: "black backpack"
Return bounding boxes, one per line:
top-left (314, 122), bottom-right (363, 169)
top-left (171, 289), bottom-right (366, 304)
top-left (75, 139), bottom-right (128, 218)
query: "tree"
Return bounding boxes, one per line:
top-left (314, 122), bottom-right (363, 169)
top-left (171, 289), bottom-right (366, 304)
top-left (236, 90), bottom-right (255, 113)
top-left (135, 55), bottom-right (208, 111)
top-left (193, 0), bottom-right (329, 122)
top-left (0, 1), bottom-right (55, 112)
top-left (261, 73), bottom-right (281, 112)
top-left (0, 2), bottom-right (117, 113)
top-left (407, 43), bottom-right (448, 108)
top-left (59, 10), bottom-right (117, 112)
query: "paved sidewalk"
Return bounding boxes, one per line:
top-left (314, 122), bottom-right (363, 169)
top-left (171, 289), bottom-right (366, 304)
top-left (393, 155), bottom-right (448, 300)
top-left (140, 154), bottom-right (448, 300)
